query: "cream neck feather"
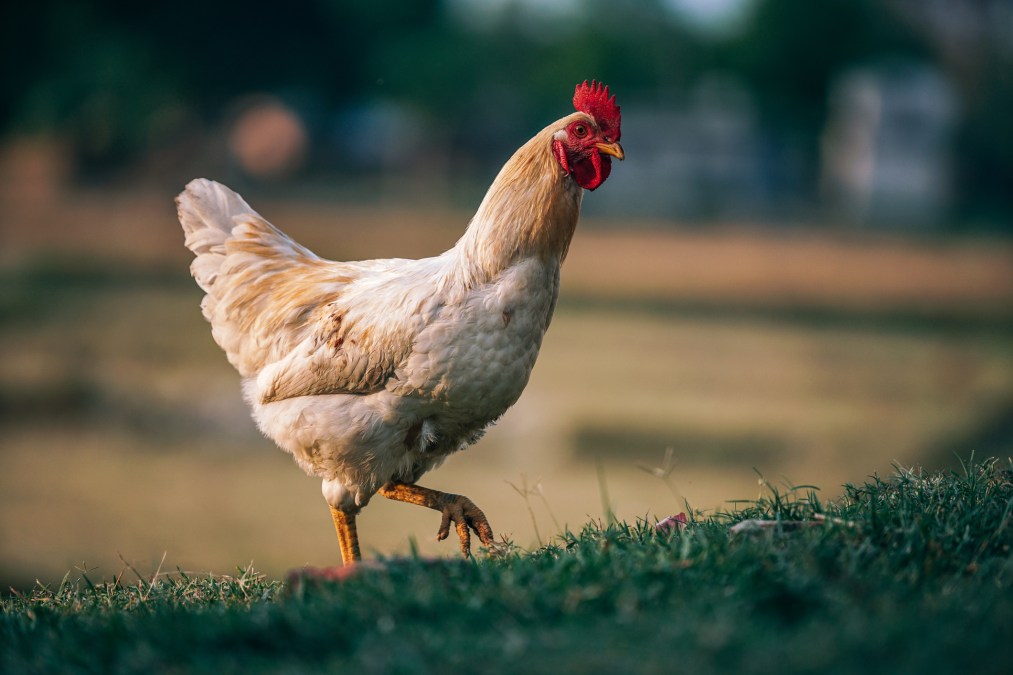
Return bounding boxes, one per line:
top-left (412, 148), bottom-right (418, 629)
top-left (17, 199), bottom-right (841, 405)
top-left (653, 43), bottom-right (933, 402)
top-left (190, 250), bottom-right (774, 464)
top-left (450, 116), bottom-right (584, 289)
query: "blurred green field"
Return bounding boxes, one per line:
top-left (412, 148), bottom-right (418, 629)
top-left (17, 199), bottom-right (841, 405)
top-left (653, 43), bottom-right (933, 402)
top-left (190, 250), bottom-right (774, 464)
top-left (1, 193), bottom-right (1012, 588)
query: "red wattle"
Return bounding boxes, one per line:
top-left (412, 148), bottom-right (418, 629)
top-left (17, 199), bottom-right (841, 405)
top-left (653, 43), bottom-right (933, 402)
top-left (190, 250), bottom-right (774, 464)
top-left (572, 149), bottom-right (611, 191)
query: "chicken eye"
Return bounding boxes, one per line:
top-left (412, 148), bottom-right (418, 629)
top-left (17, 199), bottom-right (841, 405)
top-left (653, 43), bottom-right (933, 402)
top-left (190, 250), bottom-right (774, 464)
top-left (572, 124), bottom-right (589, 138)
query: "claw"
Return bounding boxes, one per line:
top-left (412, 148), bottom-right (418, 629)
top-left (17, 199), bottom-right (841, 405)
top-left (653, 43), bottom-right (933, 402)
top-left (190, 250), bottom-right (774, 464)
top-left (379, 483), bottom-right (495, 558)
top-left (433, 494), bottom-right (491, 556)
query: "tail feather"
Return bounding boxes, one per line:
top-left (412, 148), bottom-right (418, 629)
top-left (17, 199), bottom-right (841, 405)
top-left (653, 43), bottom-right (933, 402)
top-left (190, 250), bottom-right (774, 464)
top-left (176, 178), bottom-right (259, 293)
top-left (176, 178), bottom-right (345, 378)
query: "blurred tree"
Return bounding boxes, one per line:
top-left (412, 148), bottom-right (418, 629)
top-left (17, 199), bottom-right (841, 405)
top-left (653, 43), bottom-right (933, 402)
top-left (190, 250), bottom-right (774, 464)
top-left (881, 0), bottom-right (1013, 224)
top-left (0, 0), bottom-right (1007, 226)
top-left (720, 0), bottom-right (931, 201)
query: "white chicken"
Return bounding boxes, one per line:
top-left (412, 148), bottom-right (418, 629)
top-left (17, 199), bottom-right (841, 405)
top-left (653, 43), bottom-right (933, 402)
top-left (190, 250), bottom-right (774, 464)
top-left (176, 81), bottom-right (623, 565)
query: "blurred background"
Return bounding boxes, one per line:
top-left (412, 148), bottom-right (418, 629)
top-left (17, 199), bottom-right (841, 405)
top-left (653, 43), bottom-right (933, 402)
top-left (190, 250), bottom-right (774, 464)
top-left (2, 0), bottom-right (1012, 588)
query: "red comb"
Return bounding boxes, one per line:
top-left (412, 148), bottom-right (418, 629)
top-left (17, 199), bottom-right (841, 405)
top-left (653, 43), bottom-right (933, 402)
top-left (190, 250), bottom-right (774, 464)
top-left (573, 80), bottom-right (621, 141)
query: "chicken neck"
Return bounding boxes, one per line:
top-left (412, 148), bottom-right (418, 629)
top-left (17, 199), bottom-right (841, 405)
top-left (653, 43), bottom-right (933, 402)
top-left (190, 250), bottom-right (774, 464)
top-left (451, 121), bottom-right (583, 288)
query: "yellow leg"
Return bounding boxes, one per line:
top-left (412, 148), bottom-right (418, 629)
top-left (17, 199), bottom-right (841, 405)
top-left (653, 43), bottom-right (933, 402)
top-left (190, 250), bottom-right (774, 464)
top-left (329, 506), bottom-right (361, 566)
top-left (378, 482), bottom-right (495, 558)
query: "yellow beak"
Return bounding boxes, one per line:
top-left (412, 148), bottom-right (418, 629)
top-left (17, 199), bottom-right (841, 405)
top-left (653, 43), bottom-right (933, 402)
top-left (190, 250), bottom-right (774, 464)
top-left (595, 142), bottom-right (625, 161)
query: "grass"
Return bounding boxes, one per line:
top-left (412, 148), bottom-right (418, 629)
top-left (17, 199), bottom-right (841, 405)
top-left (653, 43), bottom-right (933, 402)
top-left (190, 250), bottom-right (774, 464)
top-left (3, 458), bottom-right (1012, 674)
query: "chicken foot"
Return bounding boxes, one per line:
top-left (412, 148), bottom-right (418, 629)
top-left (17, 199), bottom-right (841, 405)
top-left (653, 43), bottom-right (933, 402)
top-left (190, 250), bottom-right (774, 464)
top-left (329, 506), bottom-right (361, 566)
top-left (379, 482), bottom-right (495, 557)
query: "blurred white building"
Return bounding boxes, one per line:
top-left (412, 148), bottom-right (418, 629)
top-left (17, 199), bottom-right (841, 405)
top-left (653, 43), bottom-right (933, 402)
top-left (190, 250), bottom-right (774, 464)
top-left (590, 75), bottom-right (770, 221)
top-left (821, 63), bottom-right (956, 227)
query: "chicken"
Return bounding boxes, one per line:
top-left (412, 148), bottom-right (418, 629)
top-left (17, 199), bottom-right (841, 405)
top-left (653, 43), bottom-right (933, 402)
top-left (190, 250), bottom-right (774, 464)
top-left (176, 81), bottom-right (623, 565)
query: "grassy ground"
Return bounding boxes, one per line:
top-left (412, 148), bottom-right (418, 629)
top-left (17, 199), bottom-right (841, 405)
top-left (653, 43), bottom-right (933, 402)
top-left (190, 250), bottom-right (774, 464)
top-left (3, 458), bottom-right (1011, 674)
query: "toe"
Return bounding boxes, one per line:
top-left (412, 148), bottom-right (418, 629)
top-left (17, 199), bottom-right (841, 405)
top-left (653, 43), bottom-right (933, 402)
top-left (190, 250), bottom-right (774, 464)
top-left (437, 509), bottom-right (452, 542)
top-left (455, 519), bottom-right (472, 557)
top-left (461, 500), bottom-right (495, 546)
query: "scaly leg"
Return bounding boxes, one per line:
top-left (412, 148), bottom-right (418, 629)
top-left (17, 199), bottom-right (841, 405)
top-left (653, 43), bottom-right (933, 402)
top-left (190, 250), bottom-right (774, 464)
top-left (379, 482), bottom-right (495, 558)
top-left (329, 506), bottom-right (361, 566)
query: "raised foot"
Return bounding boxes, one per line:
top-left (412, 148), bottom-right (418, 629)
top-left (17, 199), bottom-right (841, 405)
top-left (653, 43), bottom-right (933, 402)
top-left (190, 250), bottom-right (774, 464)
top-left (436, 493), bottom-right (496, 557)
top-left (379, 483), bottom-right (496, 558)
